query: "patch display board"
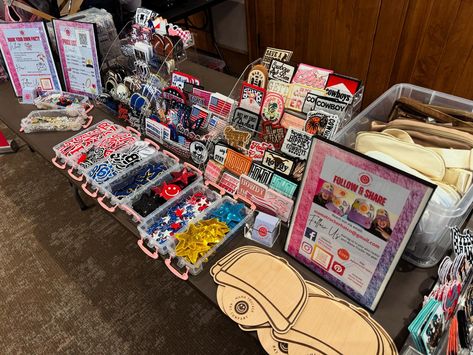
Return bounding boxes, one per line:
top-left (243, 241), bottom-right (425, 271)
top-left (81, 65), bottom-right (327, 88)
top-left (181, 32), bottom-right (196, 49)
top-left (285, 137), bottom-right (435, 310)
top-left (53, 20), bottom-right (102, 97)
top-left (0, 22), bottom-right (61, 96)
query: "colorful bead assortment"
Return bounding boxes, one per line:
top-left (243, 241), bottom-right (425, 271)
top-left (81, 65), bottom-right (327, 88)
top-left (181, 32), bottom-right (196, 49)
top-left (147, 192), bottom-right (211, 247)
top-left (88, 142), bottom-right (155, 184)
top-left (174, 219), bottom-right (230, 264)
top-left (111, 162), bottom-right (168, 199)
top-left (132, 167), bottom-right (197, 217)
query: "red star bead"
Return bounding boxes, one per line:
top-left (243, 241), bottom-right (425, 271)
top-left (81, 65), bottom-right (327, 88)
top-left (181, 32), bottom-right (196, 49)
top-left (170, 168), bottom-right (196, 186)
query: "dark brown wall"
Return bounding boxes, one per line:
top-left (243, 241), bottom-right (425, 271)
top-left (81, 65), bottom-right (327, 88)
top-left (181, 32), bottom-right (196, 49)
top-left (246, 0), bottom-right (473, 106)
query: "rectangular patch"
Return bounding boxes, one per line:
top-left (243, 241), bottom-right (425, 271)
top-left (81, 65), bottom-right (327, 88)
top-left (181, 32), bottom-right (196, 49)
top-left (281, 127), bottom-right (313, 160)
top-left (204, 160), bottom-right (224, 183)
top-left (248, 141), bottom-right (275, 161)
top-left (239, 82), bottom-right (266, 114)
top-left (268, 59), bottom-right (296, 83)
top-left (269, 174), bottom-right (298, 198)
top-left (224, 149), bottom-right (253, 176)
top-left (238, 174), bottom-right (268, 200)
top-left (262, 149), bottom-right (294, 176)
top-left (291, 64), bottom-right (333, 89)
top-left (218, 172), bottom-right (240, 194)
top-left (286, 83), bottom-right (313, 112)
top-left (262, 47), bottom-right (293, 68)
top-left (280, 111), bottom-right (306, 130)
top-left (267, 80), bottom-right (291, 100)
top-left (248, 163), bottom-right (274, 185)
top-left (231, 107), bottom-right (260, 133)
top-left (213, 144), bottom-right (228, 165)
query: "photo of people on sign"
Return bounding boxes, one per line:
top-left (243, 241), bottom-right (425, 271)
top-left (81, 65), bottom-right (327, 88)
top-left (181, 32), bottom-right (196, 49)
top-left (313, 178), bottom-right (397, 241)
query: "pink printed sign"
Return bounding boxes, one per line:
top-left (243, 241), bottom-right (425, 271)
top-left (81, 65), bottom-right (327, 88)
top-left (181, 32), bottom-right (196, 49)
top-left (285, 137), bottom-right (435, 310)
top-left (0, 22), bottom-right (61, 96)
top-left (53, 20), bottom-right (102, 97)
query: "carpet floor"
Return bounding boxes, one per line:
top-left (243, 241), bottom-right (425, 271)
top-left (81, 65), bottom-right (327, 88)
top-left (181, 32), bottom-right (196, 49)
top-left (0, 124), bottom-right (262, 354)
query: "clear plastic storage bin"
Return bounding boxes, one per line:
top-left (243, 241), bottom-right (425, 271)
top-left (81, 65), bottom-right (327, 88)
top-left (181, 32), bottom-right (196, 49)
top-left (34, 90), bottom-right (91, 111)
top-left (52, 120), bottom-right (121, 169)
top-left (119, 162), bottom-right (203, 222)
top-left (166, 196), bottom-right (254, 278)
top-left (21, 108), bottom-right (92, 133)
top-left (79, 140), bottom-right (159, 195)
top-left (334, 83), bottom-right (473, 267)
top-left (93, 150), bottom-right (180, 212)
top-left (66, 126), bottom-right (140, 180)
top-left (137, 183), bottom-right (223, 257)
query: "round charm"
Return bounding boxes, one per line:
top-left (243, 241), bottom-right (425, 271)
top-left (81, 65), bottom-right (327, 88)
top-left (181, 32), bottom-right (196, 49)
top-left (115, 83), bottom-right (130, 102)
top-left (189, 141), bottom-right (209, 165)
top-left (161, 183), bottom-right (181, 200)
top-left (261, 92), bottom-right (284, 124)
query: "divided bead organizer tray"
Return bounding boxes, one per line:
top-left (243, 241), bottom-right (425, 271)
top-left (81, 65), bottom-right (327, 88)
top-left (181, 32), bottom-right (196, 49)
top-left (93, 150), bottom-right (180, 212)
top-left (137, 183), bottom-right (255, 279)
top-left (137, 183), bottom-right (223, 259)
top-left (165, 196), bottom-right (255, 279)
top-left (118, 162), bottom-right (203, 222)
top-left (80, 140), bottom-right (160, 197)
top-left (65, 125), bottom-right (141, 181)
top-left (51, 120), bottom-right (135, 169)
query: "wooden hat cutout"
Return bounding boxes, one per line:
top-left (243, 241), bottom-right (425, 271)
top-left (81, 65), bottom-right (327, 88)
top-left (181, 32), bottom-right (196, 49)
top-left (215, 250), bottom-right (308, 333)
top-left (238, 281), bottom-right (335, 332)
top-left (210, 246), bottom-right (272, 277)
top-left (220, 286), bottom-right (271, 327)
top-left (216, 285), bottom-right (225, 314)
top-left (258, 327), bottom-right (289, 354)
top-left (253, 281), bottom-right (337, 354)
top-left (271, 294), bottom-right (383, 355)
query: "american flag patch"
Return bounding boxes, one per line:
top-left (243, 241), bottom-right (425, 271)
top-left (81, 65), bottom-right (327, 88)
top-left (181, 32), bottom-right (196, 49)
top-left (208, 93), bottom-right (235, 118)
top-left (187, 105), bottom-right (209, 130)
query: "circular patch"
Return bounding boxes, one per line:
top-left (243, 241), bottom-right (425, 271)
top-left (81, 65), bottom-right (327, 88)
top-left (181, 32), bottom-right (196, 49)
top-left (261, 92), bottom-right (284, 124)
top-left (189, 141), bottom-right (209, 165)
top-left (305, 111), bottom-right (323, 135)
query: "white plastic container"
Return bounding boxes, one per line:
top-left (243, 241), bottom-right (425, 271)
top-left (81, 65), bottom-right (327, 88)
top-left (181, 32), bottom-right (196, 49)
top-left (334, 83), bottom-right (473, 267)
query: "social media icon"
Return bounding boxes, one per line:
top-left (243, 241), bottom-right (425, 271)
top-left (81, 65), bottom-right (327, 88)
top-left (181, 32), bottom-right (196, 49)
top-left (332, 262), bottom-right (345, 276)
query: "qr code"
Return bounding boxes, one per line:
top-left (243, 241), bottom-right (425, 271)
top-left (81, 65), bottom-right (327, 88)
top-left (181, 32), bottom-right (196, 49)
top-left (77, 31), bottom-right (89, 47)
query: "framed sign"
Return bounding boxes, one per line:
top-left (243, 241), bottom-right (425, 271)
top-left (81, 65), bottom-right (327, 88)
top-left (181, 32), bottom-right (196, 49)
top-left (53, 20), bottom-right (102, 97)
top-left (0, 22), bottom-right (61, 96)
top-left (285, 137), bottom-right (435, 310)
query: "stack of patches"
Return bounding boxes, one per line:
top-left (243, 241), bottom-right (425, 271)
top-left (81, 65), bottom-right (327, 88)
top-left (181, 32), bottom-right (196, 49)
top-left (211, 246), bottom-right (397, 355)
